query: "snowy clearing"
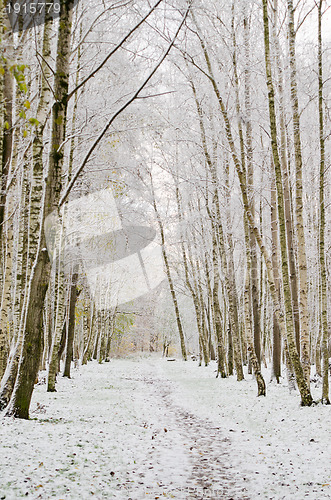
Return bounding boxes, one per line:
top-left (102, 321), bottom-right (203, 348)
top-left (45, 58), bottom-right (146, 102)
top-left (0, 357), bottom-right (330, 499)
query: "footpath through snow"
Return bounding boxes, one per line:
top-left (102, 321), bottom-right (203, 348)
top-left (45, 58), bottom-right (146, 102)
top-left (0, 357), bottom-right (330, 499)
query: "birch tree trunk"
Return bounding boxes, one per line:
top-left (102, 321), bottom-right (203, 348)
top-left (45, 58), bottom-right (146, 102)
top-left (196, 260), bottom-right (210, 366)
top-left (244, 216), bottom-right (266, 396)
top-left (189, 213), bottom-right (210, 366)
top-left (271, 175), bottom-right (281, 382)
top-left (286, 0), bottom-right (311, 385)
top-left (242, 11), bottom-right (261, 367)
top-left (6, 0), bottom-right (74, 418)
top-left (223, 159), bottom-right (245, 381)
top-left (47, 258), bottom-right (67, 392)
top-left (0, 180), bottom-right (25, 409)
top-left (0, 204), bottom-right (14, 381)
top-left (179, 211), bottom-right (207, 365)
top-left (211, 220), bottom-right (227, 378)
top-left (0, 0), bottom-right (4, 169)
top-left (150, 176), bottom-right (187, 361)
top-left (175, 177), bottom-right (207, 363)
top-left (63, 268), bottom-right (79, 378)
top-left (271, 0), bottom-right (301, 354)
top-left (0, 7), bottom-right (13, 243)
top-left (82, 300), bottom-right (94, 365)
top-left (203, 252), bottom-right (216, 362)
top-left (317, 0), bottom-right (330, 404)
top-left (0, 8), bottom-right (14, 378)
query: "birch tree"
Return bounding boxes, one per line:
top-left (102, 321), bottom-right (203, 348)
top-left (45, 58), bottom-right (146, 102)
top-left (286, 0), bottom-right (311, 385)
top-left (317, 0), bottom-right (329, 405)
top-left (6, 0), bottom-right (74, 418)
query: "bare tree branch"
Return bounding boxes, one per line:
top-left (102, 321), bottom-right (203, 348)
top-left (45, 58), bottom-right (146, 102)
top-left (67, 0), bottom-right (164, 101)
top-left (59, 2), bottom-right (192, 207)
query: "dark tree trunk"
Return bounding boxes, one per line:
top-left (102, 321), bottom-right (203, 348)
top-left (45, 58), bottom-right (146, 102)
top-left (5, 246), bottom-right (50, 418)
top-left (57, 321), bottom-right (67, 373)
top-left (63, 270), bottom-right (78, 378)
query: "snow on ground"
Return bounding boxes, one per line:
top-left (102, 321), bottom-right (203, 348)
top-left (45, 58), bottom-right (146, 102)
top-left (0, 356), bottom-right (330, 499)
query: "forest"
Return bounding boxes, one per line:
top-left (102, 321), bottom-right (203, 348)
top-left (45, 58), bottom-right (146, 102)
top-left (0, 0), bottom-right (330, 419)
top-left (0, 1), bottom-right (331, 498)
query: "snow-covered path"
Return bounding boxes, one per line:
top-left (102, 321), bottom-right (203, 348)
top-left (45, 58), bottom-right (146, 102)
top-left (125, 363), bottom-right (249, 499)
top-left (0, 357), bottom-right (330, 499)
top-left (0, 358), bottom-right (248, 500)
